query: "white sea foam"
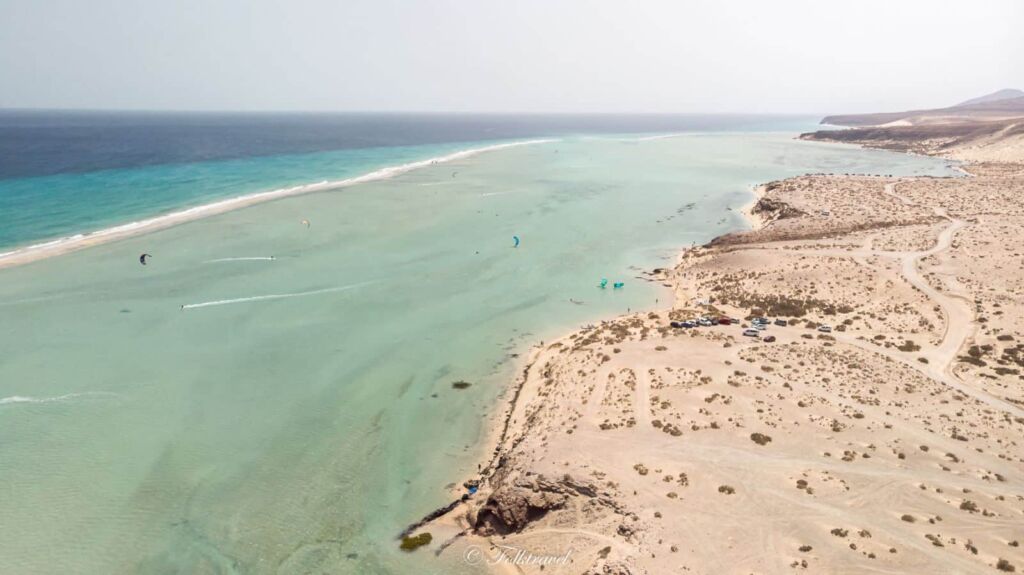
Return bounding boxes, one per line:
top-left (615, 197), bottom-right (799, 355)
top-left (615, 133), bottom-right (687, 142)
top-left (579, 133), bottom-right (695, 143)
top-left (0, 139), bottom-right (556, 269)
top-left (204, 256), bottom-right (277, 263)
top-left (632, 133), bottom-right (686, 142)
top-left (180, 281), bottom-right (376, 310)
top-left (0, 391), bottom-right (119, 406)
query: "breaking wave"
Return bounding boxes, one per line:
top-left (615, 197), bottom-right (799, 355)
top-left (0, 391), bottom-right (119, 406)
top-left (0, 139), bottom-right (557, 269)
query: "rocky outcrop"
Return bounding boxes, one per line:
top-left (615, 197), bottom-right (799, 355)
top-left (751, 196), bottom-right (805, 222)
top-left (472, 476), bottom-right (568, 535)
top-left (707, 194), bottom-right (808, 247)
top-left (560, 475), bottom-right (599, 497)
top-left (469, 474), bottom-right (607, 535)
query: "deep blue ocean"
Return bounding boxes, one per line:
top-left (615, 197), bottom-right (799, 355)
top-left (0, 111), bottom-right (818, 250)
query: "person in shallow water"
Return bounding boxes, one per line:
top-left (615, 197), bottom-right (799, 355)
top-left (139, 253), bottom-right (151, 265)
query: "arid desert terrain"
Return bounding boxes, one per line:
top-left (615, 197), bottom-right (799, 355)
top-left (410, 93), bottom-right (1024, 575)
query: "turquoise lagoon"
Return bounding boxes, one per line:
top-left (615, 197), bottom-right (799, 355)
top-left (0, 133), bottom-right (957, 573)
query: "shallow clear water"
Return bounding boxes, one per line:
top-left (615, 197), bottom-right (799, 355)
top-left (0, 111), bottom-right (820, 250)
top-left (0, 140), bottom-right (493, 250)
top-left (0, 133), bottom-right (956, 574)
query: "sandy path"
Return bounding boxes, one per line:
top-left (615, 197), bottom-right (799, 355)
top-left (743, 189), bottom-right (1023, 417)
top-left (883, 181), bottom-right (917, 206)
top-left (898, 215), bottom-right (968, 366)
top-left (864, 210), bottom-right (1020, 415)
top-left (885, 204), bottom-right (1023, 414)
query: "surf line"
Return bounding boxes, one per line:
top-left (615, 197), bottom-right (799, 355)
top-left (0, 391), bottom-right (120, 406)
top-left (0, 138), bottom-right (557, 272)
top-left (204, 256), bottom-right (277, 263)
top-left (180, 281), bottom-right (376, 310)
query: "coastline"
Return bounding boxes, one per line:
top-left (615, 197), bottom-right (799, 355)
top-left (477, 178), bottom-right (771, 483)
top-left (399, 177), bottom-right (769, 556)
top-left (411, 150), bottom-right (1024, 574)
top-left (0, 139), bottom-right (554, 271)
top-left (738, 183), bottom-right (768, 230)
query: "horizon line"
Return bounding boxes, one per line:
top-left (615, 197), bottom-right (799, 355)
top-left (0, 106), bottom-right (826, 117)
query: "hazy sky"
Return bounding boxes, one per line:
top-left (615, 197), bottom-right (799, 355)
top-left (2, 0), bottom-right (1022, 114)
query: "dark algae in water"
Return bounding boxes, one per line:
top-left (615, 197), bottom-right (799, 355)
top-left (451, 381), bottom-right (472, 390)
top-left (399, 532), bottom-right (432, 551)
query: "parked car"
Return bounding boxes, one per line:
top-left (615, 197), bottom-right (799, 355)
top-left (698, 318), bottom-right (714, 327)
top-left (817, 325), bottom-right (832, 333)
top-left (774, 319), bottom-right (787, 327)
top-left (752, 317), bottom-right (768, 325)
top-left (670, 321), bottom-right (684, 328)
top-left (718, 317), bottom-right (732, 325)
top-left (754, 323), bottom-right (768, 331)
top-left (742, 329), bottom-right (760, 338)
top-left (763, 335), bottom-right (777, 342)
top-left (681, 320), bottom-right (697, 328)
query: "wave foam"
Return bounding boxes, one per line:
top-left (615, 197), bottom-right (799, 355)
top-left (0, 139), bottom-right (556, 269)
top-left (0, 391), bottom-right (119, 406)
top-left (180, 280), bottom-right (376, 310)
top-left (204, 256), bottom-right (277, 263)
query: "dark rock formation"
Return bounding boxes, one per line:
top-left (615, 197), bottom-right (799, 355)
top-left (751, 197), bottom-right (805, 222)
top-left (472, 477), bottom-right (568, 535)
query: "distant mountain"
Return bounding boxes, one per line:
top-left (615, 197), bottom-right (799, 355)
top-left (821, 90), bottom-right (1024, 127)
top-left (956, 89), bottom-right (1024, 107)
top-left (805, 90), bottom-right (1024, 162)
